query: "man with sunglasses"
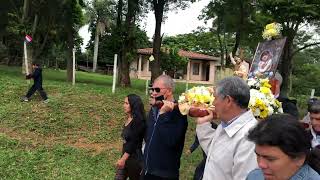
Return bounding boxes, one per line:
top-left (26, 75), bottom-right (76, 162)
top-left (196, 76), bottom-right (258, 180)
top-left (142, 75), bottom-right (188, 180)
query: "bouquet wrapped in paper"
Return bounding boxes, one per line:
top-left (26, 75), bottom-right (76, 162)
top-left (178, 86), bottom-right (215, 117)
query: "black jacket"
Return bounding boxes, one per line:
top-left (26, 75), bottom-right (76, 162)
top-left (143, 106), bottom-right (188, 178)
top-left (277, 95), bottom-right (299, 119)
top-left (26, 67), bottom-right (43, 87)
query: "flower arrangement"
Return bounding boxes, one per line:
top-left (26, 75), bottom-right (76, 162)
top-left (262, 22), bottom-right (283, 40)
top-left (178, 86), bottom-right (215, 116)
top-left (248, 78), bottom-right (283, 119)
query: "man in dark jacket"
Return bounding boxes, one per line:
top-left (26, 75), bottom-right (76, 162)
top-left (21, 63), bottom-right (48, 102)
top-left (143, 75), bottom-right (188, 180)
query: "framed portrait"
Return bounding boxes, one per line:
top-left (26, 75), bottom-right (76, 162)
top-left (248, 38), bottom-right (286, 79)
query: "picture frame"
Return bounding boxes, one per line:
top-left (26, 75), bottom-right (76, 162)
top-left (249, 38), bottom-right (287, 79)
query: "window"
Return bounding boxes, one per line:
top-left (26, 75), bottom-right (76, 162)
top-left (141, 59), bottom-right (144, 71)
top-left (193, 63), bottom-right (200, 75)
top-left (148, 61), bottom-right (152, 71)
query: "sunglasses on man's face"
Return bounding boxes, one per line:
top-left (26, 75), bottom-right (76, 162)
top-left (149, 87), bottom-right (167, 93)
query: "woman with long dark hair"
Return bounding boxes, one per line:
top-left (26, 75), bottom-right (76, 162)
top-left (115, 94), bottom-right (146, 180)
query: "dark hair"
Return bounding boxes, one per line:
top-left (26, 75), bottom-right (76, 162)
top-left (260, 50), bottom-right (272, 59)
top-left (248, 114), bottom-right (311, 159)
top-left (32, 62), bottom-right (40, 67)
top-left (216, 76), bottom-right (250, 109)
top-left (308, 99), bottom-right (320, 114)
top-left (308, 147), bottom-right (320, 173)
top-left (127, 94), bottom-right (146, 127)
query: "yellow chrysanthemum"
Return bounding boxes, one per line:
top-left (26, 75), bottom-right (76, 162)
top-left (260, 79), bottom-right (272, 88)
top-left (275, 99), bottom-right (281, 108)
top-left (262, 22), bottom-right (282, 40)
top-left (260, 109), bottom-right (269, 119)
top-left (248, 77), bottom-right (283, 120)
top-left (260, 86), bottom-right (272, 95)
top-left (178, 86), bottom-right (215, 114)
top-left (266, 23), bottom-right (276, 30)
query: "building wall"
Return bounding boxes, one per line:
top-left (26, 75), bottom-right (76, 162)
top-left (130, 55), bottom-right (151, 79)
top-left (189, 60), bottom-right (202, 81)
top-left (130, 54), bottom-right (218, 83)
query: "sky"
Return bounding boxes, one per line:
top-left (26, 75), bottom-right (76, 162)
top-left (78, 0), bottom-right (212, 51)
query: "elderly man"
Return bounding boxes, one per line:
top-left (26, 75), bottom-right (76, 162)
top-left (142, 75), bottom-right (188, 180)
top-left (196, 76), bottom-right (258, 180)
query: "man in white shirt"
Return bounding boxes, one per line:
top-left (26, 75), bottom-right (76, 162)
top-left (196, 76), bottom-right (258, 180)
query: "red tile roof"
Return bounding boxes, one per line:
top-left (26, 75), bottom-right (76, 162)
top-left (137, 48), bottom-right (219, 61)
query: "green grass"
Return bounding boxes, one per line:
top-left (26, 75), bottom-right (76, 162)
top-left (0, 65), bottom-right (203, 179)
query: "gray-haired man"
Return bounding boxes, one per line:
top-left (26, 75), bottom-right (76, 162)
top-left (196, 76), bottom-right (258, 180)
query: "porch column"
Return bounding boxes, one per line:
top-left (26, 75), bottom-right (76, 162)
top-left (199, 62), bottom-right (203, 81)
top-left (138, 55), bottom-right (142, 78)
top-left (209, 61), bottom-right (216, 84)
top-left (186, 60), bottom-right (191, 91)
top-left (186, 61), bottom-right (191, 81)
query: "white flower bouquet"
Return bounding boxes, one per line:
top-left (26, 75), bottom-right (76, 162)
top-left (178, 86), bottom-right (215, 117)
top-left (248, 78), bottom-right (283, 119)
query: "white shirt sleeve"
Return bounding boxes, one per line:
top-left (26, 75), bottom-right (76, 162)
top-left (196, 122), bottom-right (216, 155)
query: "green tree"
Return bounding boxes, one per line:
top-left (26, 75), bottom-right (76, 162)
top-left (159, 47), bottom-right (188, 78)
top-left (163, 30), bottom-right (220, 55)
top-left (255, 0), bottom-right (320, 95)
top-left (59, 0), bottom-right (85, 82)
top-left (1, 0), bottom-right (85, 83)
top-left (202, 0), bottom-right (257, 67)
top-left (85, 0), bottom-right (116, 72)
top-left (146, 0), bottom-right (196, 82)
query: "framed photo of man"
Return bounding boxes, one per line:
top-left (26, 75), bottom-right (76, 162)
top-left (248, 38), bottom-right (286, 79)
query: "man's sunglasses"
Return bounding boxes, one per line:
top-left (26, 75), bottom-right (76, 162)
top-left (149, 87), bottom-right (165, 93)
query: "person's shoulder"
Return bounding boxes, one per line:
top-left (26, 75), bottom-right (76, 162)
top-left (307, 175), bottom-right (320, 180)
top-left (246, 169), bottom-right (264, 180)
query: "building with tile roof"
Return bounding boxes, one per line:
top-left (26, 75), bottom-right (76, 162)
top-left (130, 48), bottom-right (221, 84)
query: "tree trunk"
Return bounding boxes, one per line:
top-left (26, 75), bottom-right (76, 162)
top-left (22, 0), bottom-right (29, 22)
top-left (66, 29), bottom-right (74, 82)
top-left (232, 1), bottom-right (244, 62)
top-left (22, 0), bottom-right (30, 74)
top-left (92, 23), bottom-right (99, 72)
top-left (279, 36), bottom-right (293, 96)
top-left (216, 17), bottom-right (225, 69)
top-left (232, 31), bottom-right (240, 56)
top-left (116, 0), bottom-right (123, 84)
top-left (151, 0), bottom-right (165, 83)
top-left (119, 0), bottom-right (139, 87)
top-left (31, 14), bottom-right (38, 37)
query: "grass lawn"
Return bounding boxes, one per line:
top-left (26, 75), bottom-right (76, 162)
top-left (0, 65), bottom-right (204, 179)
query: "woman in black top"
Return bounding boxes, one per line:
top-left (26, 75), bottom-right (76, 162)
top-left (115, 94), bottom-right (146, 180)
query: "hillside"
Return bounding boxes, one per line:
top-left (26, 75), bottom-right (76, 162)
top-left (0, 65), bottom-right (202, 179)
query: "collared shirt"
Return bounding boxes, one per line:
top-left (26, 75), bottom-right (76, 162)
top-left (246, 164), bottom-right (320, 180)
top-left (196, 110), bottom-right (258, 180)
top-left (310, 127), bottom-right (320, 148)
top-left (221, 110), bottom-right (247, 128)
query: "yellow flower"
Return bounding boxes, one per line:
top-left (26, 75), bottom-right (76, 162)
top-left (262, 22), bottom-right (282, 40)
top-left (266, 23), bottom-right (276, 30)
top-left (256, 99), bottom-right (264, 106)
top-left (260, 109), bottom-right (269, 119)
top-left (260, 79), bottom-right (272, 88)
top-left (179, 86), bottom-right (215, 108)
top-left (275, 99), bottom-right (281, 108)
top-left (260, 87), bottom-right (271, 95)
